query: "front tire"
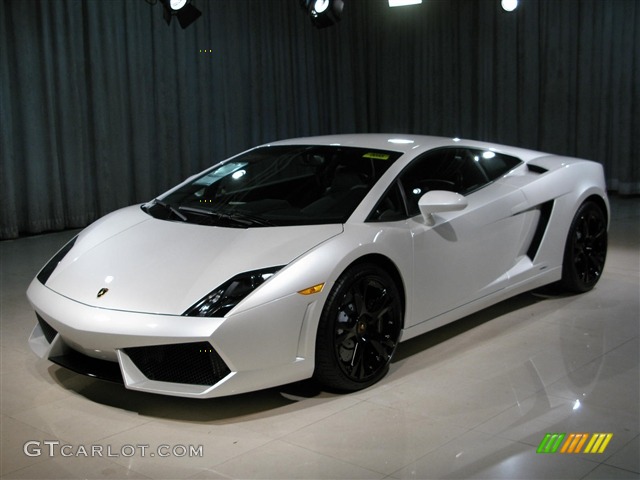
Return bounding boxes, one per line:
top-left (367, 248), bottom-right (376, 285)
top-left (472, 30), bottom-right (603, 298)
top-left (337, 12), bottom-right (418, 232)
top-left (560, 201), bottom-right (608, 292)
top-left (314, 263), bottom-right (402, 392)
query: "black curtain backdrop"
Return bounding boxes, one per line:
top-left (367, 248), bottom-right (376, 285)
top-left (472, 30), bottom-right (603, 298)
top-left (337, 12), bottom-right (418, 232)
top-left (1, 0), bottom-right (638, 239)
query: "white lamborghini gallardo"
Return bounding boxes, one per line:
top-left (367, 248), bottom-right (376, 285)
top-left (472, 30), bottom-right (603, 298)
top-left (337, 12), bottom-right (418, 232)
top-left (27, 135), bottom-right (609, 397)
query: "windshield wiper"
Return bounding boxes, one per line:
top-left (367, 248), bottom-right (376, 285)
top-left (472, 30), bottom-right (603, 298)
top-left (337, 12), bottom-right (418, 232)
top-left (231, 212), bottom-right (276, 227)
top-left (152, 199), bottom-right (187, 221)
top-left (178, 206), bottom-right (274, 227)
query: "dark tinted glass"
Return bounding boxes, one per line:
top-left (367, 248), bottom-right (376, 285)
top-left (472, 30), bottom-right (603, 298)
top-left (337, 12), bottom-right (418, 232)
top-left (144, 145), bottom-right (401, 227)
top-left (474, 150), bottom-right (522, 180)
top-left (398, 148), bottom-right (522, 217)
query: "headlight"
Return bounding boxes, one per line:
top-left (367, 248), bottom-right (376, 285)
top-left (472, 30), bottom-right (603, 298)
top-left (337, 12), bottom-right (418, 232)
top-left (36, 235), bottom-right (78, 285)
top-left (182, 266), bottom-right (283, 317)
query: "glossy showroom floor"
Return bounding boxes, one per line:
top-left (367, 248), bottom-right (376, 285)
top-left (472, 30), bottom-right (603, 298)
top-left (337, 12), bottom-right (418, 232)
top-left (1, 196), bottom-right (638, 480)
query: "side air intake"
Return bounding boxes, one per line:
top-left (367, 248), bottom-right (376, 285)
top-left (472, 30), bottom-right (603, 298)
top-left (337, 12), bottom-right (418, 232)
top-left (527, 200), bottom-right (554, 260)
top-left (527, 164), bottom-right (548, 174)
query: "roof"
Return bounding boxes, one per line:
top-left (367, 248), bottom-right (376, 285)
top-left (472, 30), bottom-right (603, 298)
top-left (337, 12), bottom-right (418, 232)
top-left (265, 134), bottom-right (550, 162)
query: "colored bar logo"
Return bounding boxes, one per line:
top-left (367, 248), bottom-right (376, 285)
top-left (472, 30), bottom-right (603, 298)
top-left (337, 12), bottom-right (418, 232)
top-left (537, 433), bottom-right (613, 454)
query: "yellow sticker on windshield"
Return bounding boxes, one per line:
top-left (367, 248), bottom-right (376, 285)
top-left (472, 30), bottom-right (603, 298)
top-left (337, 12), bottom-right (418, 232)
top-left (363, 152), bottom-right (390, 160)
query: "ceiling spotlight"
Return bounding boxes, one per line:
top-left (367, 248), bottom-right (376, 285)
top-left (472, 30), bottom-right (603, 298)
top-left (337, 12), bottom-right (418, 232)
top-left (160, 0), bottom-right (201, 29)
top-left (300, 0), bottom-right (344, 29)
top-left (501, 0), bottom-right (518, 12)
top-left (389, 0), bottom-right (422, 6)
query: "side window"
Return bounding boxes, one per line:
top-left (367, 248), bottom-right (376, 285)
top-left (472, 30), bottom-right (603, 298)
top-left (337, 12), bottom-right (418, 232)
top-left (472, 150), bottom-right (522, 180)
top-left (367, 183), bottom-right (406, 222)
top-left (450, 149), bottom-right (490, 194)
top-left (398, 149), bottom-right (456, 216)
top-left (399, 148), bottom-right (483, 216)
top-left (398, 148), bottom-right (522, 217)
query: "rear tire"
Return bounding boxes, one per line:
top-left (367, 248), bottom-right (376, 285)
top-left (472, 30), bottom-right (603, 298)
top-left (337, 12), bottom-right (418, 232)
top-left (314, 263), bottom-right (402, 392)
top-left (560, 201), bottom-right (607, 292)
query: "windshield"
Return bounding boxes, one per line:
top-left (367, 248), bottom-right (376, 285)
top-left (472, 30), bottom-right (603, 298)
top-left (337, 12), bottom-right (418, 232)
top-left (142, 145), bottom-right (401, 227)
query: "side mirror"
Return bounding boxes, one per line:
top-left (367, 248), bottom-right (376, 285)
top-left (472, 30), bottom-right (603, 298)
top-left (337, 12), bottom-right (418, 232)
top-left (418, 190), bottom-right (468, 225)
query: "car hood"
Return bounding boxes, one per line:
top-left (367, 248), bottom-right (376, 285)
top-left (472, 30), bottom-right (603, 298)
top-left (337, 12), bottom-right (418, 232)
top-left (45, 206), bottom-right (343, 315)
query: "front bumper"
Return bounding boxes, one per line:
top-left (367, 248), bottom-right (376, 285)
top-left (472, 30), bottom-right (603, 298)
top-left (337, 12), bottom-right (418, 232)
top-left (26, 279), bottom-right (321, 398)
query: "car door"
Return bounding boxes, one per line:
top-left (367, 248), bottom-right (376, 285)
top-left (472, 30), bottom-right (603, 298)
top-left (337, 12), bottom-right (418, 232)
top-left (399, 148), bottom-right (529, 328)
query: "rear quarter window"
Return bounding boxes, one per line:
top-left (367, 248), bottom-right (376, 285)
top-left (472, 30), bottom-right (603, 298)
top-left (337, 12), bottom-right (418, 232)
top-left (476, 151), bottom-right (522, 180)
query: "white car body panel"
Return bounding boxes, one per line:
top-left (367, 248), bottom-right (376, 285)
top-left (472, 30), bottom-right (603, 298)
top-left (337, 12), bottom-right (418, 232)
top-left (27, 134), bottom-right (609, 398)
top-left (45, 206), bottom-right (343, 314)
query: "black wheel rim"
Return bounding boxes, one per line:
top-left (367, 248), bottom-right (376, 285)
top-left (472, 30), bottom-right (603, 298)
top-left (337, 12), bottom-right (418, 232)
top-left (333, 275), bottom-right (401, 383)
top-left (572, 209), bottom-right (607, 286)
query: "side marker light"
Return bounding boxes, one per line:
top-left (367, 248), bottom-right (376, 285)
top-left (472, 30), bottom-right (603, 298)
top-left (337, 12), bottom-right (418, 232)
top-left (298, 283), bottom-right (325, 295)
